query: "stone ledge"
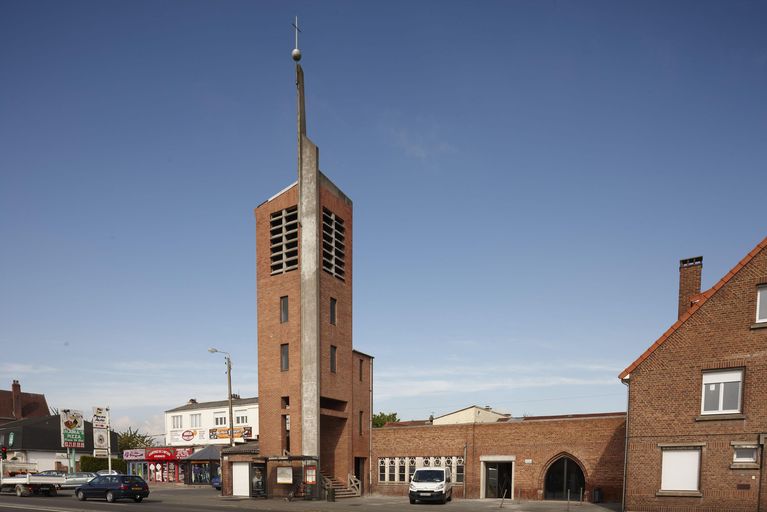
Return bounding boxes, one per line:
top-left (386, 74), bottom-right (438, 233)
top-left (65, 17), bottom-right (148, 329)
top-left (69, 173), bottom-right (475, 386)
top-left (695, 413), bottom-right (745, 422)
top-left (656, 490), bottom-right (703, 498)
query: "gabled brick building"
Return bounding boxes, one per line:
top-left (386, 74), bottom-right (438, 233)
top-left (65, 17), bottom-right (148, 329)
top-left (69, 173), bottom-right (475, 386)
top-left (621, 236), bottom-right (767, 511)
top-left (0, 380), bottom-right (49, 426)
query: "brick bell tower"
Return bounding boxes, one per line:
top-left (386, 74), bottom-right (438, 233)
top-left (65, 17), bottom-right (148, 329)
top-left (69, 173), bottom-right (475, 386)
top-left (254, 30), bottom-right (372, 497)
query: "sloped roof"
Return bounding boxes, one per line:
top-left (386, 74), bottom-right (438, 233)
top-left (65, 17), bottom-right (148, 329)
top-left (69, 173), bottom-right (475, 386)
top-left (183, 444), bottom-right (221, 461)
top-left (433, 405), bottom-right (509, 421)
top-left (382, 420), bottom-right (432, 428)
top-left (165, 397), bottom-right (258, 413)
top-left (221, 441), bottom-right (260, 455)
top-left (619, 235), bottom-right (767, 380)
top-left (0, 385), bottom-right (49, 424)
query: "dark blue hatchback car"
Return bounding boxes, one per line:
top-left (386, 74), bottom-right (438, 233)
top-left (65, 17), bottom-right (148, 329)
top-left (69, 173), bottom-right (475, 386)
top-left (75, 475), bottom-right (149, 503)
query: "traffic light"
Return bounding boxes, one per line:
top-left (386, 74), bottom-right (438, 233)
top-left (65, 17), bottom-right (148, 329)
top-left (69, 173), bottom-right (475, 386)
top-left (1, 446), bottom-right (7, 460)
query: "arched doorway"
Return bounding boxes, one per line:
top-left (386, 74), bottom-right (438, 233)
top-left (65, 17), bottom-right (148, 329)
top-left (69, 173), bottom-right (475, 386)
top-left (544, 456), bottom-right (585, 500)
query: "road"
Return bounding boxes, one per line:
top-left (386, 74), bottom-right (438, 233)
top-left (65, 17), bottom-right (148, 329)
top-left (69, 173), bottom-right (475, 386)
top-left (0, 486), bottom-right (621, 512)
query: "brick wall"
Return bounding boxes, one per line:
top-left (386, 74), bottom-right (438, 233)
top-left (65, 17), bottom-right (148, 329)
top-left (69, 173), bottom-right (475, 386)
top-left (255, 178), bottom-right (370, 488)
top-left (256, 185), bottom-right (302, 458)
top-left (625, 245), bottom-right (767, 512)
top-left (372, 414), bottom-right (626, 501)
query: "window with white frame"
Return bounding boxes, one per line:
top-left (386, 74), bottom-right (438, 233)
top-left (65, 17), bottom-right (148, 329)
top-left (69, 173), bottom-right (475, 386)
top-left (214, 413), bottom-right (227, 426)
top-left (757, 285), bottom-right (767, 323)
top-left (377, 456), bottom-right (463, 484)
top-left (456, 457), bottom-right (464, 483)
top-left (701, 369), bottom-right (743, 415)
top-left (733, 445), bottom-right (758, 464)
top-left (171, 415), bottom-right (182, 429)
top-left (190, 413), bottom-right (201, 428)
top-left (661, 448), bottom-right (700, 492)
top-left (235, 410), bottom-right (247, 424)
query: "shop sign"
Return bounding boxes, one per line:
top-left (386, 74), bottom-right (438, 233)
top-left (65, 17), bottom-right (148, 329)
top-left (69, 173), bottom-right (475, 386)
top-left (92, 407), bottom-right (110, 429)
top-left (61, 409), bottom-right (85, 448)
top-left (208, 426), bottom-right (252, 440)
top-left (276, 466), bottom-right (293, 484)
top-left (170, 429), bottom-right (205, 443)
top-left (146, 448), bottom-right (177, 461)
top-left (94, 428), bottom-right (109, 449)
top-left (123, 449), bottom-right (145, 460)
top-left (175, 447), bottom-right (194, 459)
top-left (304, 465), bottom-right (317, 484)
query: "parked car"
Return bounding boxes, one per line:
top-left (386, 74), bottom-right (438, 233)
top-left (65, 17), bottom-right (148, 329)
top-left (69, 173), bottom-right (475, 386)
top-left (60, 472), bottom-right (96, 489)
top-left (210, 474), bottom-right (221, 490)
top-left (96, 469), bottom-right (123, 476)
top-left (36, 470), bottom-right (66, 477)
top-left (409, 467), bottom-right (453, 504)
top-left (75, 475), bottom-right (149, 503)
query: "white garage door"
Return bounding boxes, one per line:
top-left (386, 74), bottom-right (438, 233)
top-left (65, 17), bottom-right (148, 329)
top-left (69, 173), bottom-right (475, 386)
top-left (232, 462), bottom-right (250, 496)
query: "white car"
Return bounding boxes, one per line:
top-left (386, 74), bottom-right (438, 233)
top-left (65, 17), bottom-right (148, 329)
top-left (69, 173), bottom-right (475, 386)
top-left (95, 470), bottom-right (122, 476)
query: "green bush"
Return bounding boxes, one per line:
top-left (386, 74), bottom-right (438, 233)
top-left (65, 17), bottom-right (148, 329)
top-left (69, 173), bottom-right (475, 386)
top-left (79, 456), bottom-right (127, 473)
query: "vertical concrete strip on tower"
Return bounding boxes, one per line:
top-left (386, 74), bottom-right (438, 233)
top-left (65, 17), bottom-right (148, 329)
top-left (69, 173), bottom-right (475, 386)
top-left (296, 63), bottom-right (321, 459)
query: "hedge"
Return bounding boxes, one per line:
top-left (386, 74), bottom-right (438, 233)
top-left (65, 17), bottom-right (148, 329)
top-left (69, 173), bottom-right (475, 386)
top-left (79, 455), bottom-right (127, 473)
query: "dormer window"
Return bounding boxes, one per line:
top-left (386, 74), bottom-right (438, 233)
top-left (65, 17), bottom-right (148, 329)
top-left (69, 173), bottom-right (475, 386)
top-left (757, 285), bottom-right (767, 323)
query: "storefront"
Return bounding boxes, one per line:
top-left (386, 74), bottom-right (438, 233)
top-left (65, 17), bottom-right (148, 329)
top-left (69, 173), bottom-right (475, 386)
top-left (123, 447), bottom-right (194, 483)
top-left (181, 445), bottom-right (221, 485)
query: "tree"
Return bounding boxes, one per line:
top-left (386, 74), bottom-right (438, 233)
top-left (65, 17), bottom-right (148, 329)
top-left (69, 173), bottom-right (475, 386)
top-left (372, 411), bottom-right (399, 428)
top-left (117, 427), bottom-right (155, 451)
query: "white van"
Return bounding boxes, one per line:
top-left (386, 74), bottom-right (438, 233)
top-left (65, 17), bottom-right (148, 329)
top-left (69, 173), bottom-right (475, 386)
top-left (409, 467), bottom-right (453, 504)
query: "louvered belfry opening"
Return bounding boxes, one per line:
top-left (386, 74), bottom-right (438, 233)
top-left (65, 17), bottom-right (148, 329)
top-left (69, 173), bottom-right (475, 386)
top-left (270, 206), bottom-right (299, 275)
top-left (321, 207), bottom-right (345, 281)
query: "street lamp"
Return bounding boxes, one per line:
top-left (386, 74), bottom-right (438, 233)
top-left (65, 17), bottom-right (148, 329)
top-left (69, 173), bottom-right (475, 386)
top-left (208, 347), bottom-right (235, 447)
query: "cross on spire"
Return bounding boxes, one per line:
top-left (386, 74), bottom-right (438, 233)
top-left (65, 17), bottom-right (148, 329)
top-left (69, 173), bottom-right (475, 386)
top-left (291, 17), bottom-right (303, 62)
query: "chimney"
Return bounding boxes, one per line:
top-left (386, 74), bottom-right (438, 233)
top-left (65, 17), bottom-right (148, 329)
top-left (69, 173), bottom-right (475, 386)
top-left (678, 256), bottom-right (703, 319)
top-left (11, 380), bottom-right (22, 419)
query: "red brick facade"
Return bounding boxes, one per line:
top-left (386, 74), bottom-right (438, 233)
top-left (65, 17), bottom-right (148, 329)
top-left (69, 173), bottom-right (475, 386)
top-left (253, 177), bottom-right (372, 497)
top-left (622, 237), bottom-right (767, 512)
top-left (371, 413), bottom-right (626, 502)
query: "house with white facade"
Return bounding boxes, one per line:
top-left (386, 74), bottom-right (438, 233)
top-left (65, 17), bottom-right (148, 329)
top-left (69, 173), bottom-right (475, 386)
top-left (432, 405), bottom-right (510, 425)
top-left (164, 396), bottom-right (259, 447)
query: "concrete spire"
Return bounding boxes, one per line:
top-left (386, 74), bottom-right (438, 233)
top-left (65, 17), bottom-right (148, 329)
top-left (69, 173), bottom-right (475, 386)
top-left (295, 41), bottom-right (321, 462)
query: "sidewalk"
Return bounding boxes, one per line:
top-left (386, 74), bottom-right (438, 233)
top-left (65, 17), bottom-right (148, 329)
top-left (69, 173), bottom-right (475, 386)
top-left (148, 486), bottom-right (621, 512)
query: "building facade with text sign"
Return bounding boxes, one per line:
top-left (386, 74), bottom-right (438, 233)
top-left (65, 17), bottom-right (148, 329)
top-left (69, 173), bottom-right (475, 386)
top-left (164, 397), bottom-right (258, 447)
top-left (124, 447), bottom-right (194, 483)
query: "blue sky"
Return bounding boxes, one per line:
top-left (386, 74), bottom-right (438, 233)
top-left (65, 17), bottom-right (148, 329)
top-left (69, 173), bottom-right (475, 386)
top-left (1, 0), bottom-right (765, 437)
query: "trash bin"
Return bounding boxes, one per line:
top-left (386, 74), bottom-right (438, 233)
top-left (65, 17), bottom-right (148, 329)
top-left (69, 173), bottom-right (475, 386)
top-left (326, 488), bottom-right (335, 502)
top-left (593, 487), bottom-right (602, 503)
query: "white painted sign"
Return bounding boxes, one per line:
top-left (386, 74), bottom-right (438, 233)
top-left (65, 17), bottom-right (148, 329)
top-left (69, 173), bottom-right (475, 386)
top-left (277, 466), bottom-right (293, 484)
top-left (94, 428), bottom-right (109, 449)
top-left (92, 407), bottom-right (110, 429)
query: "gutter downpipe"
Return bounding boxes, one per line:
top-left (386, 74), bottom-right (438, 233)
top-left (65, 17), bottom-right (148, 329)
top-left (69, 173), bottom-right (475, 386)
top-left (758, 433), bottom-right (765, 512)
top-left (621, 377), bottom-right (630, 512)
top-left (369, 358), bottom-right (374, 496)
